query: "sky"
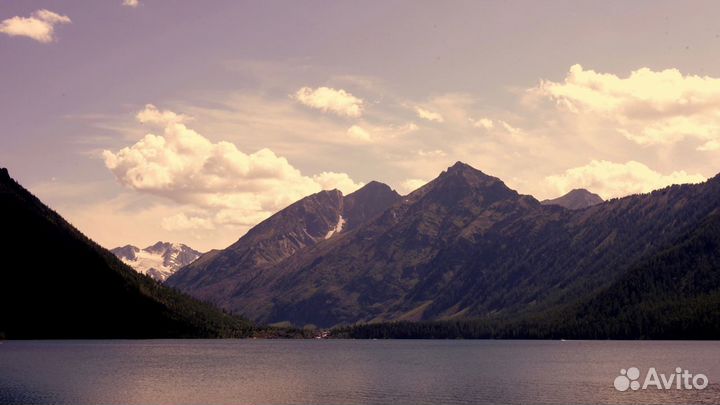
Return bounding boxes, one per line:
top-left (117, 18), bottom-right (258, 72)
top-left (2, 1), bottom-right (720, 251)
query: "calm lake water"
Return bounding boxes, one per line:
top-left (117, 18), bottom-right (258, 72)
top-left (0, 340), bottom-right (718, 405)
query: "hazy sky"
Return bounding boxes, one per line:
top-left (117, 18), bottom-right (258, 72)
top-left (2, 1), bottom-right (720, 250)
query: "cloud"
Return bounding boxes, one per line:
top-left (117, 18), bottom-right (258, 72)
top-left (345, 122), bottom-right (418, 143)
top-left (472, 117), bottom-right (494, 130)
top-left (347, 125), bottom-right (372, 142)
top-left (417, 149), bottom-right (446, 157)
top-left (698, 139), bottom-right (720, 152)
top-left (472, 117), bottom-right (522, 136)
top-left (415, 107), bottom-right (444, 123)
top-left (532, 64), bottom-right (720, 149)
top-left (136, 104), bottom-right (189, 126)
top-left (294, 86), bottom-right (363, 117)
top-left (122, 0), bottom-right (140, 7)
top-left (0, 9), bottom-right (71, 43)
top-left (103, 105), bottom-right (362, 230)
top-left (385, 122), bottom-right (419, 136)
top-left (313, 172), bottom-right (364, 194)
top-left (399, 178), bottom-right (429, 194)
top-left (545, 160), bottom-right (706, 199)
top-left (161, 213), bottom-right (214, 231)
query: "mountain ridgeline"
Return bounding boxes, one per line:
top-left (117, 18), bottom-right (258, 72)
top-left (4, 159), bottom-right (719, 340)
top-left (541, 188), bottom-right (603, 210)
top-left (167, 162), bottom-right (720, 337)
top-left (167, 181), bottom-right (402, 323)
top-left (0, 168), bottom-right (253, 339)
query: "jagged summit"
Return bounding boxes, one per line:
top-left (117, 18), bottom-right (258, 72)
top-left (406, 161), bottom-right (519, 208)
top-left (437, 162), bottom-right (508, 187)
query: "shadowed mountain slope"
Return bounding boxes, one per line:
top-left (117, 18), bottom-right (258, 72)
top-left (0, 168), bottom-right (252, 339)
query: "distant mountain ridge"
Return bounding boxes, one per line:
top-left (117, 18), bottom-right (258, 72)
top-left (111, 242), bottom-right (201, 282)
top-left (541, 188), bottom-right (603, 210)
top-left (0, 167), bottom-right (252, 338)
top-left (167, 162), bottom-right (720, 331)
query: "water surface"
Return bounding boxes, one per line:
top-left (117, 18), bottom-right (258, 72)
top-left (0, 340), bottom-right (718, 404)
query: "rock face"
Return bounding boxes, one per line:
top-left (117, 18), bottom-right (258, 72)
top-left (167, 162), bottom-right (720, 328)
top-left (0, 168), bottom-right (251, 338)
top-left (111, 242), bottom-right (202, 282)
top-left (166, 182), bottom-right (401, 310)
top-left (541, 189), bottom-right (603, 210)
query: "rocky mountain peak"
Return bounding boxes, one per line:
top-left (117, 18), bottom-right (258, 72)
top-left (414, 162), bottom-right (518, 208)
top-left (542, 188), bottom-right (604, 210)
top-left (343, 181), bottom-right (401, 229)
top-left (442, 161), bottom-right (502, 183)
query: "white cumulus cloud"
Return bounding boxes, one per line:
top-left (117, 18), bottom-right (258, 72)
top-left (136, 104), bottom-right (189, 125)
top-left (0, 9), bottom-right (71, 43)
top-left (294, 86), bottom-right (363, 117)
top-left (533, 64), bottom-right (720, 149)
top-left (415, 107), bottom-right (444, 123)
top-left (545, 160), bottom-right (706, 199)
top-left (313, 172), bottom-right (364, 194)
top-left (103, 105), bottom-right (362, 230)
top-left (347, 125), bottom-right (372, 142)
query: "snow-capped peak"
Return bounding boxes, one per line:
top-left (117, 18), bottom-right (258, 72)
top-left (111, 242), bottom-right (202, 282)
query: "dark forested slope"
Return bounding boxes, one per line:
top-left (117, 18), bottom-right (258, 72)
top-left (0, 168), bottom-right (252, 339)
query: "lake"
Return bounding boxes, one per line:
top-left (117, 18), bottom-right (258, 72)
top-left (0, 340), bottom-right (718, 404)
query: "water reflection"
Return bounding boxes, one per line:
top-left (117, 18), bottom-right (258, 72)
top-left (0, 340), bottom-right (718, 404)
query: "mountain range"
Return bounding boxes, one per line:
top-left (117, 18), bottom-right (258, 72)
top-left (111, 242), bottom-right (201, 282)
top-left (4, 159), bottom-right (719, 339)
top-left (167, 161), bottom-right (720, 332)
top-left (0, 168), bottom-right (252, 339)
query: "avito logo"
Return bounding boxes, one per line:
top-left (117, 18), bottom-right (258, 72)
top-left (614, 367), bottom-right (709, 391)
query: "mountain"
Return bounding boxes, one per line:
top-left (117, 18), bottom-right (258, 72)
top-left (341, 213), bottom-right (720, 339)
top-left (552, 212), bottom-right (720, 339)
top-left (167, 181), bottom-right (401, 320)
top-left (541, 188), bottom-right (603, 210)
top-left (0, 168), bottom-right (252, 339)
top-left (168, 161), bottom-right (720, 330)
top-left (111, 242), bottom-right (202, 282)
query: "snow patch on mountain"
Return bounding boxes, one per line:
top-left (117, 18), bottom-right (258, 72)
top-left (111, 242), bottom-right (202, 282)
top-left (325, 215), bottom-right (346, 239)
